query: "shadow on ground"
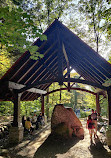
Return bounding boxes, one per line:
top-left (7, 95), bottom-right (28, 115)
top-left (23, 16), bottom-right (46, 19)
top-left (34, 133), bottom-right (80, 158)
top-left (89, 136), bottom-right (111, 158)
top-left (0, 124), bottom-right (51, 158)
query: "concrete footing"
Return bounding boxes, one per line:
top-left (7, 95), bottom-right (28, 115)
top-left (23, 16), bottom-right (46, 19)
top-left (106, 126), bottom-right (111, 149)
top-left (9, 126), bottom-right (24, 144)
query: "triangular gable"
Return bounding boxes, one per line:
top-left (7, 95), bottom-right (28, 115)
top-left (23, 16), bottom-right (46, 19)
top-left (0, 19), bottom-right (111, 101)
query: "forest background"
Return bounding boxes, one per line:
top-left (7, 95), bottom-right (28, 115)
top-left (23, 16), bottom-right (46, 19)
top-left (0, 0), bottom-right (111, 119)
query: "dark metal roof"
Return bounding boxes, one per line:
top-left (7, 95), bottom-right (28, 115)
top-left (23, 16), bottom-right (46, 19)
top-left (0, 19), bottom-right (111, 101)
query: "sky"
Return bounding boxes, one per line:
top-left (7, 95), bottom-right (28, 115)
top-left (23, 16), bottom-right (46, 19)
top-left (61, 0), bottom-right (111, 61)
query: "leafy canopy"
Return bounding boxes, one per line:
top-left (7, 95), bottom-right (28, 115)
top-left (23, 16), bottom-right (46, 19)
top-left (0, 0), bottom-right (47, 59)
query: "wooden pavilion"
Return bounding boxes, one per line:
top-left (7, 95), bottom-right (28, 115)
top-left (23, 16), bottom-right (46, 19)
top-left (0, 19), bottom-right (111, 143)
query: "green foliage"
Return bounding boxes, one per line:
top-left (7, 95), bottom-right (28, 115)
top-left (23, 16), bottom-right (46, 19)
top-left (102, 7), bottom-right (111, 40)
top-left (80, 110), bottom-right (90, 118)
top-left (0, 1), bottom-right (47, 60)
top-left (0, 101), bottom-right (13, 115)
top-left (0, 48), bottom-right (12, 78)
top-left (78, 0), bottom-right (111, 53)
top-left (48, 83), bottom-right (72, 106)
top-left (103, 78), bottom-right (111, 87)
top-left (0, 0), bottom-right (74, 76)
top-left (20, 99), bottom-right (41, 116)
top-left (45, 103), bottom-right (54, 118)
top-left (100, 97), bottom-right (108, 117)
top-left (20, 0), bottom-right (73, 27)
top-left (108, 56), bottom-right (111, 64)
top-left (0, 100), bottom-right (42, 117)
top-left (67, 0), bottom-right (111, 57)
top-left (106, 125), bottom-right (111, 131)
top-left (83, 93), bottom-right (96, 109)
top-left (30, 48), bottom-right (44, 60)
top-left (0, 85), bottom-right (109, 120)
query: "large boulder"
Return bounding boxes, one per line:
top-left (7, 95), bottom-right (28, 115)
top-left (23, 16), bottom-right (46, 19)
top-left (51, 104), bottom-right (84, 139)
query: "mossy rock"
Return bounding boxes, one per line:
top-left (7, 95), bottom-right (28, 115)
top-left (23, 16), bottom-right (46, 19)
top-left (52, 122), bottom-right (72, 138)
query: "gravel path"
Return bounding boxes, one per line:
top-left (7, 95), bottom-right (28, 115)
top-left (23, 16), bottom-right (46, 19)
top-left (0, 119), bottom-right (111, 158)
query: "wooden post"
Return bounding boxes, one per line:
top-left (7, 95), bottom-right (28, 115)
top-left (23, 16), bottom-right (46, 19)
top-left (9, 91), bottom-right (24, 144)
top-left (67, 63), bottom-right (70, 92)
top-left (13, 92), bottom-right (22, 127)
top-left (107, 87), bottom-right (111, 125)
top-left (41, 95), bottom-right (44, 116)
top-left (46, 88), bottom-right (49, 119)
top-left (106, 87), bottom-right (111, 149)
top-left (60, 85), bottom-right (62, 103)
top-left (96, 93), bottom-right (100, 116)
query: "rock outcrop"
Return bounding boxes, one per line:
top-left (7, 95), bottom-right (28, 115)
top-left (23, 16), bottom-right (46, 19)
top-left (51, 104), bottom-right (84, 139)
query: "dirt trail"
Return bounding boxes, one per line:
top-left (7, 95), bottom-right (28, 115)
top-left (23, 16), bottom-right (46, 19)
top-left (0, 119), bottom-right (111, 158)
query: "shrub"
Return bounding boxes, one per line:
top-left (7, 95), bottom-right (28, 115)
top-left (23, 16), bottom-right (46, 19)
top-left (80, 110), bottom-right (90, 118)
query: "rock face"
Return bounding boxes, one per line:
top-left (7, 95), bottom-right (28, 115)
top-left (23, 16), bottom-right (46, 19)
top-left (51, 104), bottom-right (84, 139)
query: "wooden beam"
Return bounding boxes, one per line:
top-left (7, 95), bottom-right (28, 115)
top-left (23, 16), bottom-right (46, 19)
top-left (64, 67), bottom-right (73, 78)
top-left (9, 81), bottom-right (47, 94)
top-left (107, 86), bottom-right (111, 125)
top-left (57, 31), bottom-right (63, 85)
top-left (17, 78), bottom-right (108, 93)
top-left (62, 43), bottom-right (69, 64)
top-left (41, 95), bottom-right (44, 116)
top-left (43, 87), bottom-right (96, 96)
top-left (69, 56), bottom-right (99, 83)
top-left (62, 43), bottom-right (70, 91)
top-left (70, 76), bottom-right (82, 88)
top-left (10, 58), bottom-right (30, 80)
top-left (64, 43), bottom-right (105, 84)
top-left (24, 49), bottom-right (58, 85)
top-left (96, 93), bottom-right (100, 115)
top-left (26, 54), bottom-right (59, 86)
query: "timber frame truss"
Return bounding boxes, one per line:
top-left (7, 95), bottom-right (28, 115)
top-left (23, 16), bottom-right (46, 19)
top-left (0, 19), bottom-right (111, 127)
